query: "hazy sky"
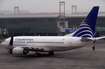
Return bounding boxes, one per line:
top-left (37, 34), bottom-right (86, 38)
top-left (0, 0), bottom-right (105, 14)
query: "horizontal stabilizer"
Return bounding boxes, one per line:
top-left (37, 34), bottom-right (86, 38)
top-left (81, 37), bottom-right (94, 41)
top-left (81, 36), bottom-right (105, 43)
top-left (95, 36), bottom-right (105, 40)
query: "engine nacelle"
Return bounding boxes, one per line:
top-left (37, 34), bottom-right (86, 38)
top-left (12, 47), bottom-right (28, 55)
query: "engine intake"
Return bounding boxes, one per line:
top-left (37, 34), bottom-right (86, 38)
top-left (12, 47), bottom-right (28, 55)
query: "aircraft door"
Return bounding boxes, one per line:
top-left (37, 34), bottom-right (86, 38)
top-left (68, 38), bottom-right (72, 46)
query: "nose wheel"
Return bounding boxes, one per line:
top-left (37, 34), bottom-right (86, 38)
top-left (8, 49), bottom-right (12, 54)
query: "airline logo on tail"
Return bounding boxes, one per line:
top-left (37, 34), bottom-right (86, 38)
top-left (73, 6), bottom-right (99, 38)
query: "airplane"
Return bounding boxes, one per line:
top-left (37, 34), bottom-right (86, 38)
top-left (1, 6), bottom-right (105, 57)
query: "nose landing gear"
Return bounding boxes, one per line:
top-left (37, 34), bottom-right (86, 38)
top-left (8, 49), bottom-right (12, 54)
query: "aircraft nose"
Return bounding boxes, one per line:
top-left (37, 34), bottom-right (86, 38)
top-left (1, 42), bottom-right (4, 45)
top-left (1, 42), bottom-right (6, 45)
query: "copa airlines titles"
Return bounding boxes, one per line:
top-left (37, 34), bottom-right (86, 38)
top-left (15, 38), bottom-right (33, 41)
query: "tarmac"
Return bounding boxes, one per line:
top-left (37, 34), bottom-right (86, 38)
top-left (0, 39), bottom-right (105, 69)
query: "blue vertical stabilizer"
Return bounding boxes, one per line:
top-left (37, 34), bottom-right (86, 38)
top-left (9, 35), bottom-right (13, 45)
top-left (73, 6), bottom-right (99, 38)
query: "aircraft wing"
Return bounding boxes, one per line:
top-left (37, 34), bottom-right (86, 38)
top-left (14, 46), bottom-right (52, 52)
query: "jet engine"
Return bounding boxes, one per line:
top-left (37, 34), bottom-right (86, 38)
top-left (12, 47), bottom-right (29, 55)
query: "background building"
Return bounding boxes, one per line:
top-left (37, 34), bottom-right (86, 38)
top-left (0, 12), bottom-right (105, 37)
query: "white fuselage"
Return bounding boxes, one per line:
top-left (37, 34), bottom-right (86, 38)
top-left (1, 36), bottom-right (92, 52)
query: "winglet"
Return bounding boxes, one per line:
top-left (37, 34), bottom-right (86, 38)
top-left (93, 32), bottom-right (97, 38)
top-left (9, 35), bottom-right (13, 45)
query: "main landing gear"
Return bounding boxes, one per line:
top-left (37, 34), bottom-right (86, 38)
top-left (35, 51), bottom-right (54, 57)
top-left (48, 51), bottom-right (54, 55)
top-left (35, 53), bottom-right (41, 57)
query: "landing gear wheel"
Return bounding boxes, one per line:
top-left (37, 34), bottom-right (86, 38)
top-left (35, 53), bottom-right (41, 57)
top-left (48, 51), bottom-right (54, 55)
top-left (8, 49), bottom-right (12, 54)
